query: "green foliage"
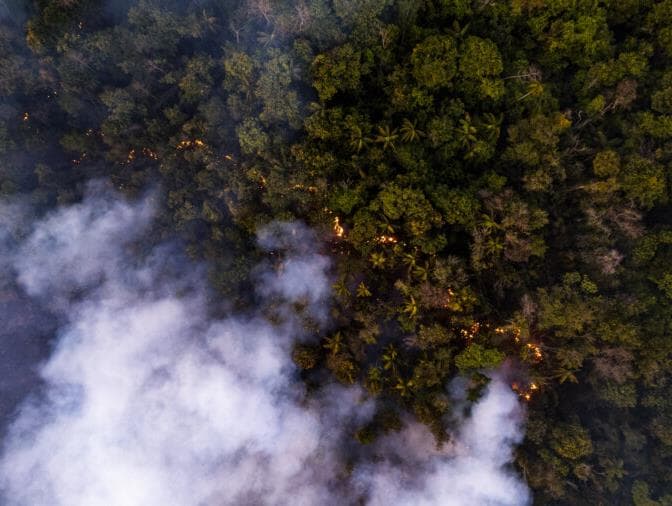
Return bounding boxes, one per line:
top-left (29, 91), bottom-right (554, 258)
top-left (593, 150), bottom-right (620, 178)
top-left (410, 35), bottom-right (457, 88)
top-left (7, 1), bottom-right (672, 502)
top-left (458, 36), bottom-right (504, 100)
top-left (551, 423), bottom-right (594, 460)
top-left (292, 344), bottom-right (320, 370)
top-left (454, 344), bottom-right (505, 372)
top-left (311, 44), bottom-right (361, 101)
top-left (620, 156), bottom-right (667, 209)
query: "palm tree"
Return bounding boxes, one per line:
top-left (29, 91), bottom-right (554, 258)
top-left (479, 112), bottom-right (502, 141)
top-left (323, 332), bottom-right (343, 356)
top-left (394, 377), bottom-right (415, 397)
top-left (349, 125), bottom-right (369, 153)
top-left (456, 114), bottom-right (478, 149)
top-left (412, 263), bottom-right (428, 281)
top-left (257, 30), bottom-right (276, 47)
top-left (332, 278), bottom-right (350, 299)
top-left (448, 20), bottom-right (470, 40)
top-left (356, 282), bottom-right (372, 298)
top-left (370, 251), bottom-right (386, 268)
top-left (402, 295), bottom-right (418, 317)
top-left (517, 81), bottom-right (544, 102)
top-left (382, 345), bottom-right (399, 376)
top-left (374, 125), bottom-right (399, 151)
top-left (552, 367), bottom-right (579, 384)
top-left (402, 252), bottom-right (416, 272)
top-left (400, 118), bottom-right (425, 143)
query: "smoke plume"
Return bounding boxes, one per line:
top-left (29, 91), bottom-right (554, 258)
top-left (0, 185), bottom-right (530, 505)
top-left (360, 379), bottom-right (530, 505)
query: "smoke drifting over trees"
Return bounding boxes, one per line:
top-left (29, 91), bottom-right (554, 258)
top-left (4, 0), bottom-right (672, 503)
top-left (0, 186), bottom-right (528, 505)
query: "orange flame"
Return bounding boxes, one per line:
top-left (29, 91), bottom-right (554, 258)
top-left (526, 342), bottom-right (543, 362)
top-left (511, 381), bottom-right (540, 401)
top-left (176, 139), bottom-right (208, 150)
top-left (375, 235), bottom-right (398, 244)
top-left (460, 322), bottom-right (480, 340)
top-left (333, 217), bottom-right (345, 238)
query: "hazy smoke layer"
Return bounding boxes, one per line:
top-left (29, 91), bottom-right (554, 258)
top-left (0, 186), bottom-right (530, 506)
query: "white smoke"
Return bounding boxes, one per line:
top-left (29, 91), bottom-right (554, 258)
top-left (0, 185), bottom-right (530, 506)
top-left (360, 379), bottom-right (530, 506)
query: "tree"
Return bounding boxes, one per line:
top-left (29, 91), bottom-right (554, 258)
top-left (311, 43), bottom-right (361, 101)
top-left (410, 34), bottom-right (457, 89)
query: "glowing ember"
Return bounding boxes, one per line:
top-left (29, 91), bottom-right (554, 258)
top-left (176, 139), bottom-right (208, 150)
top-left (375, 235), bottom-right (398, 244)
top-left (494, 324), bottom-right (522, 344)
top-left (141, 147), bottom-right (159, 160)
top-left (333, 217), bottom-right (345, 238)
top-left (511, 381), bottom-right (540, 401)
top-left (526, 342), bottom-right (543, 362)
top-left (460, 322), bottom-right (480, 340)
top-left (291, 184), bottom-right (319, 193)
top-left (71, 153), bottom-right (87, 165)
top-left (441, 288), bottom-right (456, 309)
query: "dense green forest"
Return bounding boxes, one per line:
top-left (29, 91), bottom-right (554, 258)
top-left (3, 0), bottom-right (672, 503)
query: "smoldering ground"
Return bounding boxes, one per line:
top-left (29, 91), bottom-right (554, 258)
top-left (0, 184), bottom-right (530, 505)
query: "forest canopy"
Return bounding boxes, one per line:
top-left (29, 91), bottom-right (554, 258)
top-left (2, 0), bottom-right (672, 503)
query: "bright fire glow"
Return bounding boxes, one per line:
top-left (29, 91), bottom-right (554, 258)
top-left (176, 139), bottom-right (208, 150)
top-left (142, 147), bottom-right (159, 160)
top-left (511, 381), bottom-right (540, 402)
top-left (526, 342), bottom-right (543, 362)
top-left (375, 235), bottom-right (398, 244)
top-left (333, 217), bottom-right (345, 238)
top-left (460, 322), bottom-right (480, 340)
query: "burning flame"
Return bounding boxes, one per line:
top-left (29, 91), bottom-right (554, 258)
top-left (141, 147), bottom-right (159, 160)
top-left (71, 153), bottom-right (87, 165)
top-left (333, 217), bottom-right (345, 238)
top-left (441, 288), bottom-right (456, 309)
top-left (375, 235), bottom-right (398, 244)
top-left (526, 342), bottom-right (543, 362)
top-left (22, 112), bottom-right (29, 122)
top-left (121, 148), bottom-right (160, 164)
top-left (176, 139), bottom-right (208, 150)
top-left (511, 381), bottom-right (540, 402)
top-left (494, 324), bottom-right (522, 343)
top-left (460, 322), bottom-right (480, 341)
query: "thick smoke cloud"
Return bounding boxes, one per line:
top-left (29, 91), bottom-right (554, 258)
top-left (0, 185), bottom-right (530, 505)
top-left (360, 379), bottom-right (530, 506)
